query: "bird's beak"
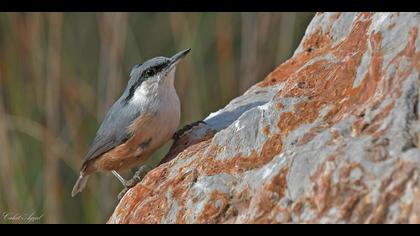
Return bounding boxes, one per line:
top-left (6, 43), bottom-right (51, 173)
top-left (168, 48), bottom-right (191, 69)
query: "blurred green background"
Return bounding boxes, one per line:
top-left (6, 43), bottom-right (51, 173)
top-left (0, 12), bottom-right (314, 224)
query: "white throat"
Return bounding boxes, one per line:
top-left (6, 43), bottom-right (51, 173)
top-left (130, 68), bottom-right (177, 106)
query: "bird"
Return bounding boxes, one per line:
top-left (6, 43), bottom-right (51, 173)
top-left (71, 48), bottom-right (191, 197)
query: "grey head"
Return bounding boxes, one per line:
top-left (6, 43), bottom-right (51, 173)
top-left (123, 48), bottom-right (191, 104)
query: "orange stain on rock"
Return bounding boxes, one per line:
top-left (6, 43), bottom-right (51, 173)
top-left (197, 191), bottom-right (230, 223)
top-left (270, 13), bottom-right (375, 142)
top-left (203, 133), bottom-right (283, 176)
top-left (253, 167), bottom-right (289, 223)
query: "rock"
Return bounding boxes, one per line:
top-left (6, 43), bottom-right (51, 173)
top-left (108, 12), bottom-right (420, 224)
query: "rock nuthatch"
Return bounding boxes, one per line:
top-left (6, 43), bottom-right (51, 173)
top-left (72, 48), bottom-right (191, 197)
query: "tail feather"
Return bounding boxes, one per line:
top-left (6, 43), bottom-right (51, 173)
top-left (71, 174), bottom-right (89, 197)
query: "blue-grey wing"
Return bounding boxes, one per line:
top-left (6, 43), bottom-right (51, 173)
top-left (83, 99), bottom-right (142, 162)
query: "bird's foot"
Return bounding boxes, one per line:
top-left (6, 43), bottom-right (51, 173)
top-left (173, 120), bottom-right (207, 141)
top-left (117, 165), bottom-right (152, 201)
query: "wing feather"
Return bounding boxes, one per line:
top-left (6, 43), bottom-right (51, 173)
top-left (83, 98), bottom-right (142, 162)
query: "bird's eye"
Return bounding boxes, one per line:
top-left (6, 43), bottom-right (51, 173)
top-left (145, 69), bottom-right (154, 77)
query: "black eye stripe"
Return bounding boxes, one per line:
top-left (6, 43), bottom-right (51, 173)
top-left (141, 62), bottom-right (169, 78)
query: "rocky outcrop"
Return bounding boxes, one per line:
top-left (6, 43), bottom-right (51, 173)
top-left (108, 12), bottom-right (420, 224)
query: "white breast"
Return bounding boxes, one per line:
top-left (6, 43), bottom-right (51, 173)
top-left (157, 77), bottom-right (181, 140)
